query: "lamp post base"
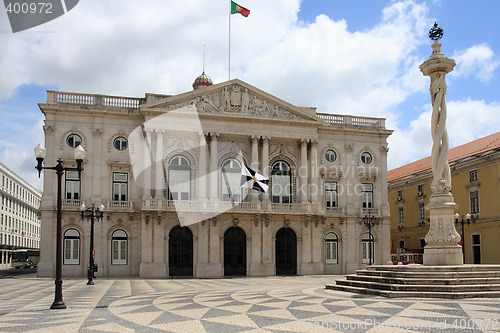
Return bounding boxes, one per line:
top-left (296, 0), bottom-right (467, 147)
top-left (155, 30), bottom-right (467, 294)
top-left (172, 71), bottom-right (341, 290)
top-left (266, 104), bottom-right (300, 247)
top-left (50, 301), bottom-right (67, 309)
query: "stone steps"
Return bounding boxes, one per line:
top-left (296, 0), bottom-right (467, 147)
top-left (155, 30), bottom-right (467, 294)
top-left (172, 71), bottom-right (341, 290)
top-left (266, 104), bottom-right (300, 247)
top-left (350, 274), bottom-right (500, 285)
top-left (325, 284), bottom-right (500, 299)
top-left (325, 264), bottom-right (500, 298)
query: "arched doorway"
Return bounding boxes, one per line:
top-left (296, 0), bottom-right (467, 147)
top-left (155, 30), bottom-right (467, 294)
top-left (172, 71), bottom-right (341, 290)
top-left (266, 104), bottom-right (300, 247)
top-left (275, 227), bottom-right (297, 275)
top-left (169, 226), bottom-right (193, 277)
top-left (224, 227), bottom-right (246, 276)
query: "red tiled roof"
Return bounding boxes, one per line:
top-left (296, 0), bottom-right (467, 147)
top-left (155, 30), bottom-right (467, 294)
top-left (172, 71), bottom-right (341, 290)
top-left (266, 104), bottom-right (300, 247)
top-left (388, 131), bottom-right (500, 182)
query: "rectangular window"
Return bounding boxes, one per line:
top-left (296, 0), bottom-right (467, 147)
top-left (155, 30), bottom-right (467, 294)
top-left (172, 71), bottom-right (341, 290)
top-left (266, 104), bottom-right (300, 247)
top-left (325, 241), bottom-right (338, 264)
top-left (112, 239), bottom-right (127, 265)
top-left (469, 170), bottom-right (478, 183)
top-left (362, 241), bottom-right (374, 264)
top-left (222, 170), bottom-right (242, 202)
top-left (325, 182), bottom-right (338, 208)
top-left (362, 183), bottom-right (373, 208)
top-left (418, 202), bottom-right (425, 223)
top-left (397, 190), bottom-right (403, 201)
top-left (65, 171), bottom-right (80, 200)
top-left (168, 169), bottom-right (190, 200)
top-left (470, 191), bottom-right (479, 214)
top-left (417, 184), bottom-right (424, 196)
top-left (472, 234), bottom-right (481, 264)
top-left (398, 207), bottom-right (404, 227)
top-left (64, 238), bottom-right (80, 265)
top-left (113, 173), bottom-right (128, 201)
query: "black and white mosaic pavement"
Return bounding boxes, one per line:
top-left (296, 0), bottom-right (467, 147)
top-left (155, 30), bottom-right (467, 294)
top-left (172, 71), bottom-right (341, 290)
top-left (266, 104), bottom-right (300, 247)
top-left (0, 275), bottom-right (498, 332)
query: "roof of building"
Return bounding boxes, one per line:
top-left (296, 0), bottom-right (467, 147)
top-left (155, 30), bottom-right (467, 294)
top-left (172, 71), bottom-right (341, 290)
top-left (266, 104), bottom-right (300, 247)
top-left (388, 131), bottom-right (500, 182)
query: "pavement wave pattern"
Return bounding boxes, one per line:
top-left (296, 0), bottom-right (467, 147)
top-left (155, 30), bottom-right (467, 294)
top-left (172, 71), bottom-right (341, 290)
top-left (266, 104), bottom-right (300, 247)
top-left (0, 275), bottom-right (498, 332)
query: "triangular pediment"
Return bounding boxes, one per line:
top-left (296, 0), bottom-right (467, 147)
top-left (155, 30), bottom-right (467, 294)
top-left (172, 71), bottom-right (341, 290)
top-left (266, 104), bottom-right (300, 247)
top-left (140, 79), bottom-right (319, 122)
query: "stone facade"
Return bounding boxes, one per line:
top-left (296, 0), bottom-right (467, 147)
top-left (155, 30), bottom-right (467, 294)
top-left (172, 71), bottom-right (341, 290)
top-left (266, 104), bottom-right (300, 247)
top-left (37, 79), bottom-right (392, 278)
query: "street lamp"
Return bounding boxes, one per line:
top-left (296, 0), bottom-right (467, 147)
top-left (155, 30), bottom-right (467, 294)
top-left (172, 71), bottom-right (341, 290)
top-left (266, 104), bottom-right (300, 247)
top-left (34, 143), bottom-right (85, 309)
top-left (80, 202), bottom-right (105, 285)
top-left (363, 215), bottom-right (376, 265)
top-left (454, 213), bottom-right (475, 264)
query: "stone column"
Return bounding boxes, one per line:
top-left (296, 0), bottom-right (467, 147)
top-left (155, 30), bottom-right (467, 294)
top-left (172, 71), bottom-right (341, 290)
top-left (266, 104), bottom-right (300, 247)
top-left (92, 125), bottom-right (103, 203)
top-left (139, 213), bottom-right (153, 277)
top-left (250, 135), bottom-right (260, 202)
top-left (198, 132), bottom-right (207, 200)
top-left (155, 130), bottom-right (164, 198)
top-left (143, 129), bottom-right (152, 198)
top-left (299, 139), bottom-right (309, 203)
top-left (419, 25), bottom-right (461, 265)
top-left (209, 133), bottom-right (219, 200)
top-left (261, 136), bottom-right (270, 202)
top-left (310, 140), bottom-right (320, 204)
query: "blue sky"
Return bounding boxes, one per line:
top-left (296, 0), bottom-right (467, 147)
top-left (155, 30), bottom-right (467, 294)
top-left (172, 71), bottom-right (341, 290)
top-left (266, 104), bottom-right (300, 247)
top-left (1, 0), bottom-right (499, 190)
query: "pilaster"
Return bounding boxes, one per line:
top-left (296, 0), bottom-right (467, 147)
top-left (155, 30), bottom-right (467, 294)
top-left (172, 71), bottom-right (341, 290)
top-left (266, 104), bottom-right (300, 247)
top-left (299, 139), bottom-right (309, 203)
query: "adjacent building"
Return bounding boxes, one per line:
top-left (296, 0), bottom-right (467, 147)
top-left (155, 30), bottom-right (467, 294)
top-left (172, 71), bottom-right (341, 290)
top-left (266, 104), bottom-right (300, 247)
top-left (388, 132), bottom-right (500, 264)
top-left (37, 76), bottom-right (392, 278)
top-left (0, 162), bottom-right (42, 268)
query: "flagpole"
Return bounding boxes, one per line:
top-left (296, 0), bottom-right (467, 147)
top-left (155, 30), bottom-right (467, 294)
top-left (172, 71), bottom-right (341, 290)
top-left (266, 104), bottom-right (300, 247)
top-left (228, 0), bottom-right (231, 80)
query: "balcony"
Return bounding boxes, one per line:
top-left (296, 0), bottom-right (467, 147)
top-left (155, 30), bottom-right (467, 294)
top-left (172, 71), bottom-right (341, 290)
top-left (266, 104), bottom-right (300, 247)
top-left (142, 199), bottom-right (324, 215)
top-left (360, 208), bottom-right (380, 216)
top-left (326, 207), bottom-right (344, 215)
top-left (62, 199), bottom-right (82, 210)
top-left (106, 200), bottom-right (134, 211)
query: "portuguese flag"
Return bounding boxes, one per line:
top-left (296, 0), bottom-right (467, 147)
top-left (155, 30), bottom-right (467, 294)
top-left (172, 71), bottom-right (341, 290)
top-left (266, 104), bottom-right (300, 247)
top-left (231, 1), bottom-right (250, 17)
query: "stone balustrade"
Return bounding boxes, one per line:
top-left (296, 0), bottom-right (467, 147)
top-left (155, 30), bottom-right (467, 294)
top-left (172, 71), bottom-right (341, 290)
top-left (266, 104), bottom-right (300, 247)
top-left (317, 113), bottom-right (386, 129)
top-left (142, 199), bottom-right (333, 215)
top-left (47, 91), bottom-right (143, 109)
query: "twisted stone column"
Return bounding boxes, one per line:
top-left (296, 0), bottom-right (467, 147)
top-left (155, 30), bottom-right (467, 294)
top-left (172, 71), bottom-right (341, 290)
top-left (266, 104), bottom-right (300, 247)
top-left (419, 31), bottom-right (462, 265)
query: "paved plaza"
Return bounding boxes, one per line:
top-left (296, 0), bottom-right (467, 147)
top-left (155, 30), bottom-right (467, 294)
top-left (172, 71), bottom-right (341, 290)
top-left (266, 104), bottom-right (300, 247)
top-left (0, 274), bottom-right (498, 332)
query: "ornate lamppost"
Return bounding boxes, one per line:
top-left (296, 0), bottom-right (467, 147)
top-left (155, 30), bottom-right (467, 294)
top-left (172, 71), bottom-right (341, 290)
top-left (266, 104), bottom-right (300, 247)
top-left (34, 143), bottom-right (85, 309)
top-left (454, 213), bottom-right (475, 264)
top-left (419, 23), bottom-right (462, 265)
top-left (80, 202), bottom-right (105, 285)
top-left (363, 215), bottom-right (376, 265)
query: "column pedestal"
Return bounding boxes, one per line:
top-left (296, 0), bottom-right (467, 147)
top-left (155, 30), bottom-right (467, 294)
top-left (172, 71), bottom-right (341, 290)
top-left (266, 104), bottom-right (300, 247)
top-left (423, 192), bottom-right (462, 266)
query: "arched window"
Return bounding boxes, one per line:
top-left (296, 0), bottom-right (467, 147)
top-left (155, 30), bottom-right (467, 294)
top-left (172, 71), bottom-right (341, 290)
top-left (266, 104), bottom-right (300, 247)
top-left (325, 233), bottom-right (338, 264)
top-left (168, 155), bottom-right (191, 200)
top-left (64, 229), bottom-right (80, 265)
top-left (271, 161), bottom-right (292, 203)
top-left (221, 158), bottom-right (243, 202)
top-left (112, 229), bottom-right (127, 265)
top-left (362, 232), bottom-right (374, 264)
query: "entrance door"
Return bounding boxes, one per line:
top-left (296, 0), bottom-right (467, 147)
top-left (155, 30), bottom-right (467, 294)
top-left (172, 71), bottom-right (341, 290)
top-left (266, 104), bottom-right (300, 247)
top-left (169, 226), bottom-right (193, 277)
top-left (275, 227), bottom-right (297, 275)
top-left (224, 227), bottom-right (246, 276)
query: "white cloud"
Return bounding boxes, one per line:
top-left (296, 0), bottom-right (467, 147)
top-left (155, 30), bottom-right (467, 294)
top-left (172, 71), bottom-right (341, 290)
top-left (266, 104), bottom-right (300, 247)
top-left (388, 98), bottom-right (500, 170)
top-left (452, 44), bottom-right (500, 82)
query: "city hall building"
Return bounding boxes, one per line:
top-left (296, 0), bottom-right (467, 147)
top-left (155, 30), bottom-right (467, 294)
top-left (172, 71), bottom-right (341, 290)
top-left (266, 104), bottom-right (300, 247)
top-left (37, 75), bottom-right (392, 278)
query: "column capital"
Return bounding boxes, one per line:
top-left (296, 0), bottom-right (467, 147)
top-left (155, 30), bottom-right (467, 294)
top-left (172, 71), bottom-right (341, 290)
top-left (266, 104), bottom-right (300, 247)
top-left (261, 136), bottom-right (271, 142)
top-left (310, 139), bottom-right (318, 147)
top-left (251, 135), bottom-right (260, 141)
top-left (210, 132), bottom-right (220, 139)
